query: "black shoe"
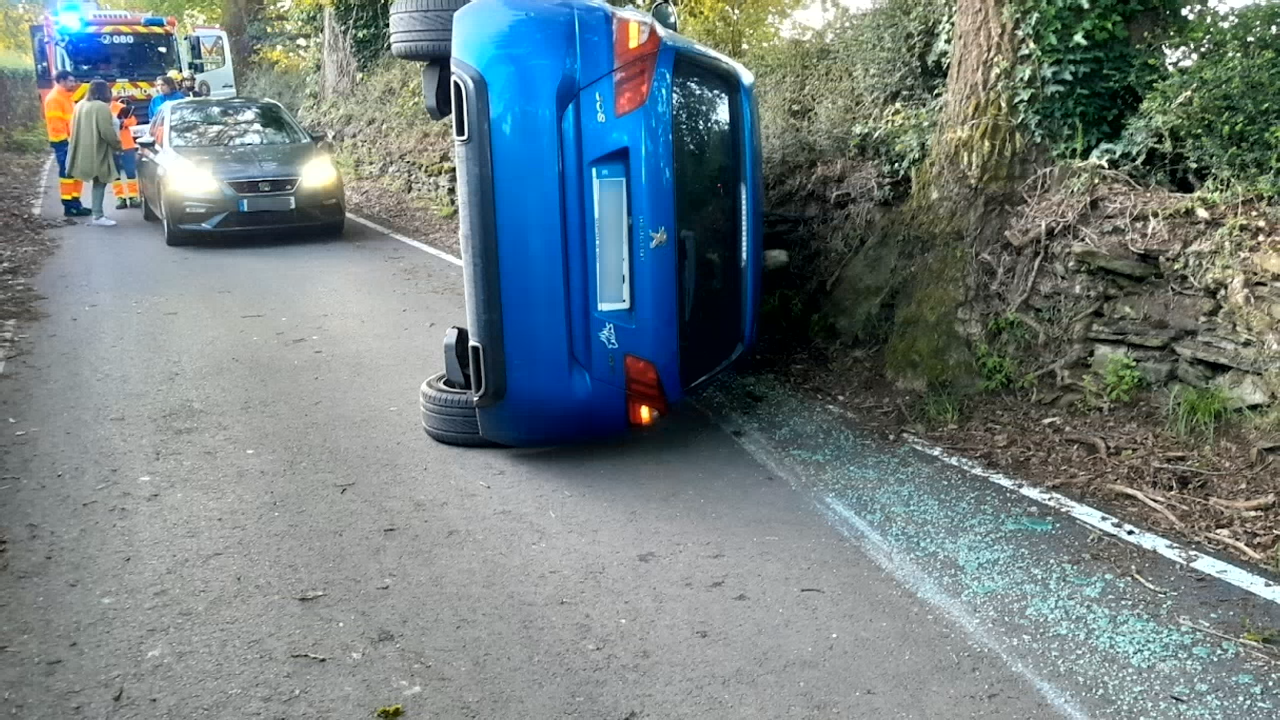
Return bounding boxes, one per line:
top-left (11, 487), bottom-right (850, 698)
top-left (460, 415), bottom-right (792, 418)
top-left (115, 198), bottom-right (128, 210)
top-left (64, 207), bottom-right (92, 217)
top-left (128, 198), bottom-right (141, 209)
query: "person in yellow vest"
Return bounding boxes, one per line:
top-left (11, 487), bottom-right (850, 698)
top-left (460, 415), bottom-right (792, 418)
top-left (44, 71), bottom-right (91, 217)
top-left (109, 98), bottom-right (140, 209)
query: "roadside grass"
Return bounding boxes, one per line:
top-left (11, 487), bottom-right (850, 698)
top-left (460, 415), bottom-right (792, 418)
top-left (0, 124), bottom-right (46, 154)
top-left (1167, 385), bottom-right (1233, 440)
top-left (921, 389), bottom-right (963, 427)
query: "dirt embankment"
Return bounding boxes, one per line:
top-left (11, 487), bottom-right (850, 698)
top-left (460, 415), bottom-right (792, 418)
top-left (0, 150), bottom-right (59, 329)
top-left (300, 63), bottom-right (460, 255)
top-left (760, 163), bottom-right (1280, 572)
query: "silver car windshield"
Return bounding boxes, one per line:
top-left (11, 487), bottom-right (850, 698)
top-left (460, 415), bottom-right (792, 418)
top-left (168, 104), bottom-right (307, 148)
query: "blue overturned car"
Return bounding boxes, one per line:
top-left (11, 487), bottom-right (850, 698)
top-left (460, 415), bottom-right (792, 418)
top-left (390, 0), bottom-right (763, 447)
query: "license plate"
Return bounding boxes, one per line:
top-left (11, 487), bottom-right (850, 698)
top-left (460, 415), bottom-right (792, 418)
top-left (239, 196), bottom-right (295, 212)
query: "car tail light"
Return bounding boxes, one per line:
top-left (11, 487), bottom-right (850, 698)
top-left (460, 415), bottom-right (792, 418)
top-left (612, 12), bottom-right (661, 117)
top-left (625, 355), bottom-right (668, 427)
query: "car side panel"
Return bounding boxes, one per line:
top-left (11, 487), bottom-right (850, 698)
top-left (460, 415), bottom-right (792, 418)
top-left (454, 0), bottom-right (629, 446)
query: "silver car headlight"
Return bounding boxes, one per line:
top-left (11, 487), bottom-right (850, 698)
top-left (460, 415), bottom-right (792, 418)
top-left (300, 156), bottom-right (340, 188)
top-left (166, 160), bottom-right (221, 195)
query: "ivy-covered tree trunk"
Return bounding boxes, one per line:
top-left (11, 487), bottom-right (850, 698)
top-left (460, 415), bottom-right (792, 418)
top-left (222, 0), bottom-right (264, 78)
top-left (885, 0), bottom-right (1025, 388)
top-left (322, 7), bottom-right (358, 101)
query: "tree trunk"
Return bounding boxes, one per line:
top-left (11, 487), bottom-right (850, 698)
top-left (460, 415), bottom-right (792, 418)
top-left (322, 8), bottom-right (359, 101)
top-left (884, 0), bottom-right (1025, 389)
top-left (221, 0), bottom-right (264, 80)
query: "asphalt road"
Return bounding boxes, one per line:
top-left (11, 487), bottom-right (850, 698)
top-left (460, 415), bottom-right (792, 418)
top-left (0, 189), bottom-right (1056, 718)
top-left (1, 182), bottom-right (1277, 719)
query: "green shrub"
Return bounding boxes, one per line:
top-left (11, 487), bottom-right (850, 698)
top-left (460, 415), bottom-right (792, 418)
top-left (750, 0), bottom-right (951, 183)
top-left (1111, 2), bottom-right (1280, 192)
top-left (0, 66), bottom-right (40, 132)
top-left (848, 102), bottom-right (937, 183)
top-left (1080, 355), bottom-right (1145, 410)
top-left (1101, 355), bottom-right (1144, 404)
top-left (976, 344), bottom-right (1018, 391)
top-left (1008, 0), bottom-right (1181, 158)
top-left (974, 314), bottom-right (1035, 392)
top-left (1168, 385), bottom-right (1232, 440)
top-left (0, 64), bottom-right (41, 153)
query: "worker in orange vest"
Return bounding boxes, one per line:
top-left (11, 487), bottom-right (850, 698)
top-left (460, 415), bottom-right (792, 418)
top-left (109, 97), bottom-right (140, 209)
top-left (44, 70), bottom-right (91, 217)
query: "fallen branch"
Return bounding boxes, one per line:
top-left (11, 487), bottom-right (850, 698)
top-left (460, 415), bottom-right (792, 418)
top-left (1129, 570), bottom-right (1169, 596)
top-left (1201, 532), bottom-right (1264, 562)
top-left (1152, 463), bottom-right (1232, 477)
top-left (1142, 488), bottom-right (1191, 511)
top-left (1008, 246), bottom-right (1046, 314)
top-left (1067, 434), bottom-right (1109, 460)
top-left (1208, 494), bottom-right (1277, 512)
top-left (1105, 483), bottom-right (1183, 528)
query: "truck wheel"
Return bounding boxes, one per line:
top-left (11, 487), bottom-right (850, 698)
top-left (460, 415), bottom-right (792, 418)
top-left (420, 372), bottom-right (495, 447)
top-left (390, 0), bottom-right (469, 62)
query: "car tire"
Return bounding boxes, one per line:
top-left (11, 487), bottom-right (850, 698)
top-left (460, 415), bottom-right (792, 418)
top-left (161, 197), bottom-right (191, 247)
top-left (420, 372), bottom-right (495, 447)
top-left (389, 0), bottom-right (469, 62)
top-left (141, 193), bottom-right (158, 222)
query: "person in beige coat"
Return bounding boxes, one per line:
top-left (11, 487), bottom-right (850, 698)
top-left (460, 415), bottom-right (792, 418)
top-left (67, 80), bottom-right (123, 227)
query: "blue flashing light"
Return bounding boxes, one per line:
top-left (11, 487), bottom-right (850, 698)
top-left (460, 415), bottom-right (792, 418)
top-left (56, 11), bottom-right (84, 30)
top-left (141, 17), bottom-right (165, 26)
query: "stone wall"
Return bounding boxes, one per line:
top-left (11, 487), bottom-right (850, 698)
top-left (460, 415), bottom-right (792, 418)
top-left (1007, 168), bottom-right (1280, 410)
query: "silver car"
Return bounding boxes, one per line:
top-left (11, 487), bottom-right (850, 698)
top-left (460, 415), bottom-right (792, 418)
top-left (137, 98), bottom-right (346, 246)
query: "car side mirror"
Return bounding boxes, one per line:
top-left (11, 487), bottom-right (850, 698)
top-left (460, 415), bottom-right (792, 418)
top-left (651, 1), bottom-right (678, 32)
top-left (137, 137), bottom-right (156, 150)
top-left (310, 132), bottom-right (334, 153)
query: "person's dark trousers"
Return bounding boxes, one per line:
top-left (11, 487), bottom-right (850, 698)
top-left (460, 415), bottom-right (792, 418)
top-left (51, 140), bottom-right (85, 214)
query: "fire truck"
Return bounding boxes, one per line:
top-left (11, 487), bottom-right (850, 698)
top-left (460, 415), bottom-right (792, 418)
top-left (30, 2), bottom-right (236, 135)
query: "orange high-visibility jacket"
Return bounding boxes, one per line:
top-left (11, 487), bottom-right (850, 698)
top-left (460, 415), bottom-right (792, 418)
top-left (109, 101), bottom-right (138, 151)
top-left (44, 87), bottom-right (76, 143)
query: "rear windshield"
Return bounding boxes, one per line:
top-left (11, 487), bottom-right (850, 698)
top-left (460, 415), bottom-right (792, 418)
top-left (168, 104), bottom-right (307, 147)
top-left (672, 55), bottom-right (743, 387)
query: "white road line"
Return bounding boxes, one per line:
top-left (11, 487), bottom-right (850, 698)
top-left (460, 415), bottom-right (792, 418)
top-left (346, 212), bottom-right (463, 267)
top-left (31, 155), bottom-right (53, 218)
top-left (903, 435), bottom-right (1280, 605)
top-left (727, 425), bottom-right (1088, 719)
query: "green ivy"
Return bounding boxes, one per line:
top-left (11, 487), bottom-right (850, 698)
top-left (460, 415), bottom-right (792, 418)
top-left (1114, 2), bottom-right (1280, 193)
top-left (1006, 0), bottom-right (1181, 158)
top-left (275, 0), bottom-right (390, 71)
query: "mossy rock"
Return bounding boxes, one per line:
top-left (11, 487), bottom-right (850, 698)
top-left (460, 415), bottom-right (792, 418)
top-left (824, 229), bottom-right (902, 342)
top-left (884, 241), bottom-right (975, 390)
